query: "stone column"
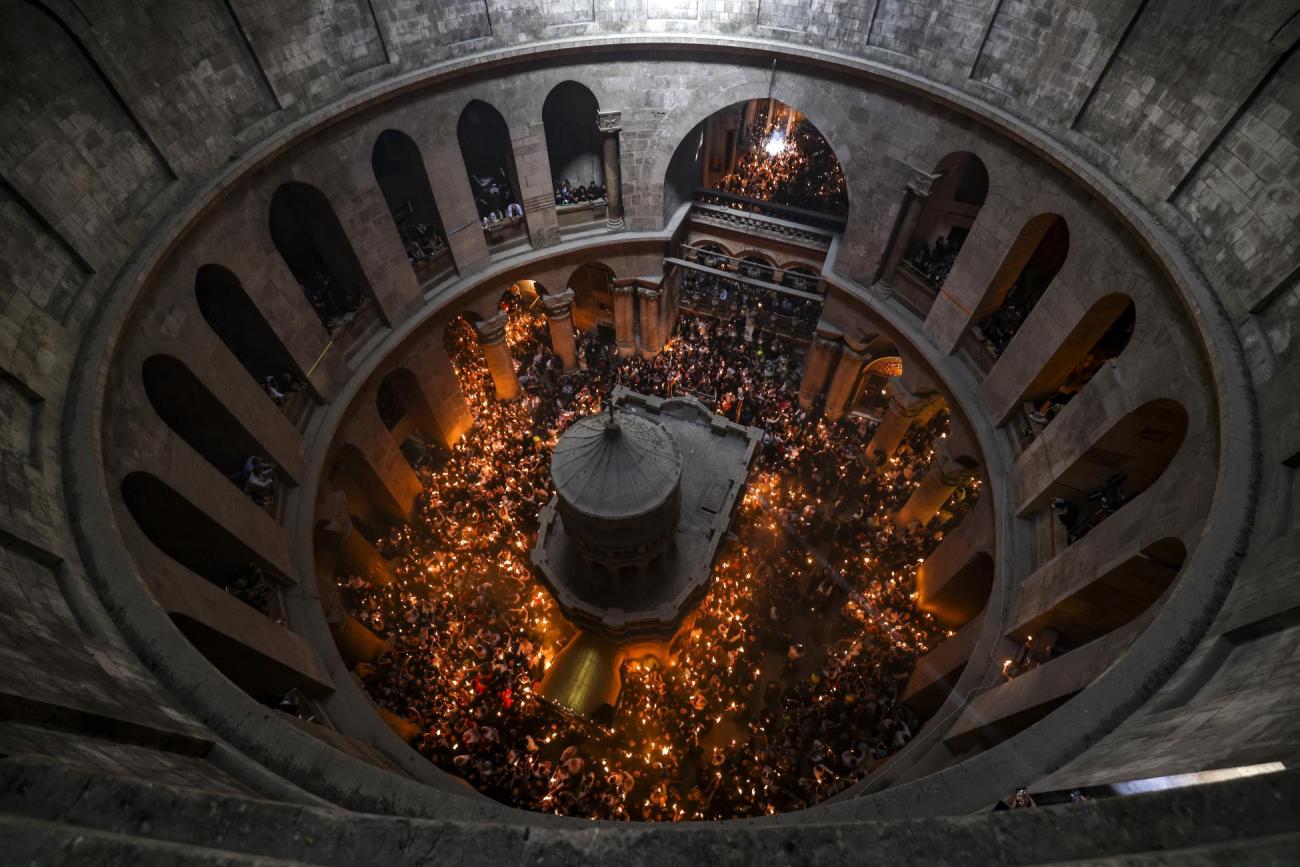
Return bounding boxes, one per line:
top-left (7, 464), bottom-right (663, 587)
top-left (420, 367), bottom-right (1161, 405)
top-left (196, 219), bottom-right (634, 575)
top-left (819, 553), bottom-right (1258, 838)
top-left (612, 284), bottom-right (636, 358)
top-left (638, 287), bottom-right (664, 359)
top-left (541, 289), bottom-right (578, 372)
top-left (598, 110), bottom-right (625, 232)
top-left (897, 440), bottom-right (978, 527)
top-left (340, 526), bottom-right (396, 585)
top-left (867, 378), bottom-right (943, 458)
top-left (474, 312), bottom-right (520, 401)
top-left (873, 166), bottom-right (940, 297)
top-left (824, 348), bottom-right (867, 422)
top-left (333, 615), bottom-right (391, 666)
top-left (798, 332), bottom-right (843, 411)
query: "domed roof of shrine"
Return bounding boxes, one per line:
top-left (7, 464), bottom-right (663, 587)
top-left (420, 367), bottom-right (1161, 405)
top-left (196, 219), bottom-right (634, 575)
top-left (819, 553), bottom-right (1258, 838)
top-left (550, 406), bottom-right (682, 520)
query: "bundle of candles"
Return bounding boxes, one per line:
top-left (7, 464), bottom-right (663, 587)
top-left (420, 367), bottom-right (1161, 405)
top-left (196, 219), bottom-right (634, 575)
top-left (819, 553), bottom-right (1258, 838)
top-left (341, 295), bottom-right (977, 820)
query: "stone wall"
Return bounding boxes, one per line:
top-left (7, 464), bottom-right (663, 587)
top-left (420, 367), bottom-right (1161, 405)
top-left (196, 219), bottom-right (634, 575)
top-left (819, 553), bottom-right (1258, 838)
top-left (0, 0), bottom-right (1294, 848)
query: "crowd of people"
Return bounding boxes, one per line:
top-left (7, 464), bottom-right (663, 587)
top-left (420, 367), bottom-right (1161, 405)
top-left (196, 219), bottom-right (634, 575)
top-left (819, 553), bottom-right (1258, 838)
top-left (716, 106), bottom-right (848, 216)
top-left (302, 270), bottom-right (364, 334)
top-left (903, 235), bottom-right (965, 287)
top-left (554, 177), bottom-right (606, 206)
top-left (339, 291), bottom-right (978, 820)
top-left (677, 268), bottom-right (821, 338)
top-left (399, 220), bottom-right (448, 271)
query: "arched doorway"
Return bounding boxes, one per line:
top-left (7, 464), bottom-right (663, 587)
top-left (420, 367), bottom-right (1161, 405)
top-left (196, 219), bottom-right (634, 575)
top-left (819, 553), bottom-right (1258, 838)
top-left (972, 214), bottom-right (1070, 358)
top-left (544, 81), bottom-right (606, 232)
top-left (372, 129), bottom-right (451, 285)
top-left (269, 182), bottom-right (373, 334)
top-left (664, 98), bottom-right (848, 225)
top-left (195, 264), bottom-right (310, 411)
top-left (903, 152), bottom-right (989, 292)
top-left (457, 99), bottom-right (526, 249)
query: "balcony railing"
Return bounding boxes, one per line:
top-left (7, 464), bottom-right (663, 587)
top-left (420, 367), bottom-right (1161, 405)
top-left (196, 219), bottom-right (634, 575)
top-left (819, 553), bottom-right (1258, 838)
top-left (893, 264), bottom-right (939, 318)
top-left (692, 187), bottom-right (846, 235)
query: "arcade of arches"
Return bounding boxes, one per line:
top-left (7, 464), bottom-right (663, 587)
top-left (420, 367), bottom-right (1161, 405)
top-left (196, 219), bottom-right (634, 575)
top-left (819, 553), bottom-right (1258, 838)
top-left (2, 5), bottom-right (1296, 860)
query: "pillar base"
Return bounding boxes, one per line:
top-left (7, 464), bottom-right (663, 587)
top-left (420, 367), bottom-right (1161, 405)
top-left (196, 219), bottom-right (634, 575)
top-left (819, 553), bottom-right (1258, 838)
top-left (605, 217), bottom-right (626, 232)
top-left (870, 279), bottom-right (894, 300)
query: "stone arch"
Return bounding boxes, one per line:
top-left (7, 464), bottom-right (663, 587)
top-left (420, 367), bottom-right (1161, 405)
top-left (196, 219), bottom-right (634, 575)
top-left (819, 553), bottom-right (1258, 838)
top-left (1029, 398), bottom-right (1189, 539)
top-left (970, 213), bottom-right (1070, 357)
top-left (120, 471), bottom-right (285, 591)
top-left (1011, 293), bottom-right (1137, 427)
top-left (376, 366), bottom-right (444, 469)
top-left (690, 241), bottom-right (732, 268)
top-left (568, 261), bottom-right (615, 308)
top-left (457, 99), bottom-right (522, 222)
top-left (660, 95), bottom-right (851, 224)
top-left (543, 81), bottom-right (603, 191)
top-left (269, 181), bottom-right (373, 334)
top-left (780, 263), bottom-right (820, 294)
top-left (1007, 538), bottom-right (1188, 666)
top-left (920, 550), bottom-right (994, 628)
top-left (142, 354), bottom-right (279, 489)
top-left (905, 151), bottom-right (990, 289)
top-left (195, 264), bottom-right (309, 401)
top-left (371, 129), bottom-right (449, 284)
top-left (738, 253), bottom-right (775, 283)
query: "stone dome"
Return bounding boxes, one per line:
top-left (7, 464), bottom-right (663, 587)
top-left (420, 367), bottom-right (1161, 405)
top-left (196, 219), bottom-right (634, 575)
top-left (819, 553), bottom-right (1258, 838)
top-left (550, 407), bottom-right (683, 569)
top-left (551, 407), bottom-right (682, 520)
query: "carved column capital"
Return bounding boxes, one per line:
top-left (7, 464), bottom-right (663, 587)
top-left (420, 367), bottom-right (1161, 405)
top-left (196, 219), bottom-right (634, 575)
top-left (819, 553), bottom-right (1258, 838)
top-left (597, 110), bottom-right (622, 134)
top-left (932, 438), bottom-right (979, 486)
top-left (905, 167), bottom-right (943, 198)
top-left (473, 311), bottom-right (509, 344)
top-left (812, 335), bottom-right (843, 354)
top-left (540, 288), bottom-right (575, 319)
top-left (887, 378), bottom-right (941, 418)
top-left (611, 283), bottom-right (635, 297)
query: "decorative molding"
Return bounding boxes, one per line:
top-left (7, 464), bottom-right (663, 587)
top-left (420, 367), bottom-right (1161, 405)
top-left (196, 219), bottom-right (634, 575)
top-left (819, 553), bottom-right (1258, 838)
top-left (596, 110), bottom-right (622, 133)
top-left (473, 311), bottom-right (509, 343)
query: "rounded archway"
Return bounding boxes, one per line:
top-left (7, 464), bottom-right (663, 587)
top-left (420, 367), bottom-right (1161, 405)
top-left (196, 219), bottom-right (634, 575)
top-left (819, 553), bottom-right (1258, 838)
top-left (457, 99), bottom-right (522, 224)
top-left (664, 97), bottom-right (848, 223)
top-left (269, 182), bottom-right (372, 334)
top-left (371, 129), bottom-right (450, 284)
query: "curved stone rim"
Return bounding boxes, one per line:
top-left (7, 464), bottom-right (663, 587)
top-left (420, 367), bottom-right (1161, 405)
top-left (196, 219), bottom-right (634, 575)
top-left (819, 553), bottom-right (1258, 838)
top-left (62, 32), bottom-right (1257, 826)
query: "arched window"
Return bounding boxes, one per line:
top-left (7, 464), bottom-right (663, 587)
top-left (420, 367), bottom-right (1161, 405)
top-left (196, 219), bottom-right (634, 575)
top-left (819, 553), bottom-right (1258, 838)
top-left (377, 367), bottom-right (438, 469)
top-left (902, 152), bottom-right (989, 291)
top-left (738, 255), bottom-right (774, 283)
top-left (121, 471), bottom-right (285, 601)
top-left (1033, 398), bottom-right (1188, 545)
top-left (568, 262), bottom-right (615, 334)
top-left (142, 355), bottom-right (282, 502)
top-left (269, 182), bottom-right (372, 334)
top-left (1007, 538), bottom-right (1186, 667)
top-left (781, 265), bottom-right (820, 294)
top-left (1014, 295), bottom-right (1136, 436)
top-left (457, 100), bottom-right (523, 240)
top-left (692, 243), bottom-right (729, 269)
top-left (543, 82), bottom-right (605, 210)
top-left (972, 214), bottom-right (1069, 358)
top-left (372, 129), bottom-right (450, 284)
top-left (663, 98), bottom-right (848, 224)
top-left (195, 264), bottom-right (307, 405)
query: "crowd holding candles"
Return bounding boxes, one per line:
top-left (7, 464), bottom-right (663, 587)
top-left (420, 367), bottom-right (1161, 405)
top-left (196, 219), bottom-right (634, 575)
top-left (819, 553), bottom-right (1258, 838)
top-left (340, 288), bottom-right (977, 820)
